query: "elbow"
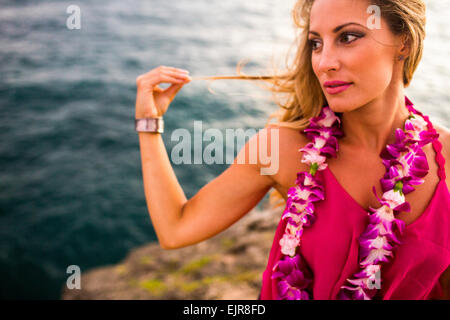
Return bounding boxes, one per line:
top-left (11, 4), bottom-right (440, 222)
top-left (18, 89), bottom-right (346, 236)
top-left (156, 209), bottom-right (185, 250)
top-left (159, 237), bottom-right (179, 250)
top-left (159, 241), bottom-right (176, 250)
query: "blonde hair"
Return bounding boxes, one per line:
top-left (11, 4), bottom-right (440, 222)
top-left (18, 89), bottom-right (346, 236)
top-left (205, 0), bottom-right (427, 210)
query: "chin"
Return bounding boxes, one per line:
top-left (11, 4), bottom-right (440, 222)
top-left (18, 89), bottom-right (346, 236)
top-left (324, 94), bottom-right (360, 113)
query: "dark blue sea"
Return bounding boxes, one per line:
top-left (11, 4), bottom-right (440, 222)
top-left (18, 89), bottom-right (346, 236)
top-left (0, 0), bottom-right (448, 299)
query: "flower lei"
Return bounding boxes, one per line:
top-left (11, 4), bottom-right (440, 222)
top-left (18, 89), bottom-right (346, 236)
top-left (271, 101), bottom-right (439, 300)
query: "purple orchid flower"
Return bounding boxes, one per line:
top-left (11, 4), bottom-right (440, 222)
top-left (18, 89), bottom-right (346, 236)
top-left (272, 255), bottom-right (312, 300)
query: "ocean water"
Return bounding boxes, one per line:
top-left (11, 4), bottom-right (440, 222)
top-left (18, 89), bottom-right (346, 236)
top-left (0, 0), bottom-right (448, 299)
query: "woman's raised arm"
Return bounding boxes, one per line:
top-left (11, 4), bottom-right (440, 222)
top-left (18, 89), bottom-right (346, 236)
top-left (135, 65), bottom-right (277, 250)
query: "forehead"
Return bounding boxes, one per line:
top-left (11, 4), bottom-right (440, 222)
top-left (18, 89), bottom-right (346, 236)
top-left (309, 0), bottom-right (371, 30)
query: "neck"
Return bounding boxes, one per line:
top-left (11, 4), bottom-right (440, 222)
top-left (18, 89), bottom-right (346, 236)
top-left (339, 87), bottom-right (410, 155)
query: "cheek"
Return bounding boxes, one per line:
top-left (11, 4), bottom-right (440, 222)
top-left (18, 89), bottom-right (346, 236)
top-left (311, 55), bottom-right (320, 78)
top-left (337, 46), bottom-right (396, 111)
top-left (350, 44), bottom-right (395, 90)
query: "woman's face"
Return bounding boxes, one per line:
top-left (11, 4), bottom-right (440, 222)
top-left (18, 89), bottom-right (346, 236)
top-left (308, 0), bottom-right (406, 112)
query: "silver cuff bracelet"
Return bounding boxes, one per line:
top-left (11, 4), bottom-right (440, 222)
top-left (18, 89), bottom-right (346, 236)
top-left (135, 117), bottom-right (164, 133)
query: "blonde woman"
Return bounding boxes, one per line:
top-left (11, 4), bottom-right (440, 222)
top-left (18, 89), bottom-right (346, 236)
top-left (134, 0), bottom-right (449, 299)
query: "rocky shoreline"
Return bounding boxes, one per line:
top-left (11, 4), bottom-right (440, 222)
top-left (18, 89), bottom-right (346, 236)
top-left (61, 205), bottom-right (282, 300)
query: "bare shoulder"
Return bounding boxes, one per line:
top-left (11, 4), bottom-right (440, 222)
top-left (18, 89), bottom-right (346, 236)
top-left (263, 124), bottom-right (311, 155)
top-left (434, 122), bottom-right (450, 159)
top-left (434, 122), bottom-right (450, 137)
top-left (261, 124), bottom-right (311, 185)
top-left (433, 123), bottom-right (450, 190)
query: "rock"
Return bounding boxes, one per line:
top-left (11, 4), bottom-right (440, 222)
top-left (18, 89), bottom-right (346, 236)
top-left (61, 205), bottom-right (283, 300)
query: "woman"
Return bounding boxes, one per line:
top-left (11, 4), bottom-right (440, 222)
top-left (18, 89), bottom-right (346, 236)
top-left (134, 0), bottom-right (450, 299)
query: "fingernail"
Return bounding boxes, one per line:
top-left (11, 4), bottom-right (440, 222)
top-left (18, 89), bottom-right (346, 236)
top-left (180, 69), bottom-right (190, 74)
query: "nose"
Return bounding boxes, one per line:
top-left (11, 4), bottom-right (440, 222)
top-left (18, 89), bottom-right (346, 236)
top-left (316, 42), bottom-right (340, 74)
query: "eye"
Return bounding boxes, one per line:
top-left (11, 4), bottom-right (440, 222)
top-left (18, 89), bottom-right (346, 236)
top-left (308, 39), bottom-right (322, 51)
top-left (339, 32), bottom-right (364, 44)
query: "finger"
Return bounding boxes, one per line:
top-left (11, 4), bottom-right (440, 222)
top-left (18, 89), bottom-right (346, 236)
top-left (153, 85), bottom-right (164, 93)
top-left (163, 82), bottom-right (186, 100)
top-left (155, 74), bottom-right (186, 85)
top-left (162, 69), bottom-right (191, 80)
top-left (140, 70), bottom-right (188, 88)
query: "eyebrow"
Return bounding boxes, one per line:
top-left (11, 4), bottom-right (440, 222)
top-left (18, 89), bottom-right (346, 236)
top-left (309, 22), bottom-right (367, 36)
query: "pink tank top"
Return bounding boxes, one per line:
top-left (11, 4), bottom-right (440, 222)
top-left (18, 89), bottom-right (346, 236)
top-left (260, 101), bottom-right (450, 300)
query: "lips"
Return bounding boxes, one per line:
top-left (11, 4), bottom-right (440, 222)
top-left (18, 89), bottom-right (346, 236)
top-left (323, 80), bottom-right (353, 95)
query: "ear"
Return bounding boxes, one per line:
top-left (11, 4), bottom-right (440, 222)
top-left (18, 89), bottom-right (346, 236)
top-left (398, 34), bottom-right (411, 59)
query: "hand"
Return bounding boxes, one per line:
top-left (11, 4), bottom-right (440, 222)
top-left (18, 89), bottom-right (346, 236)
top-left (135, 65), bottom-right (191, 118)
